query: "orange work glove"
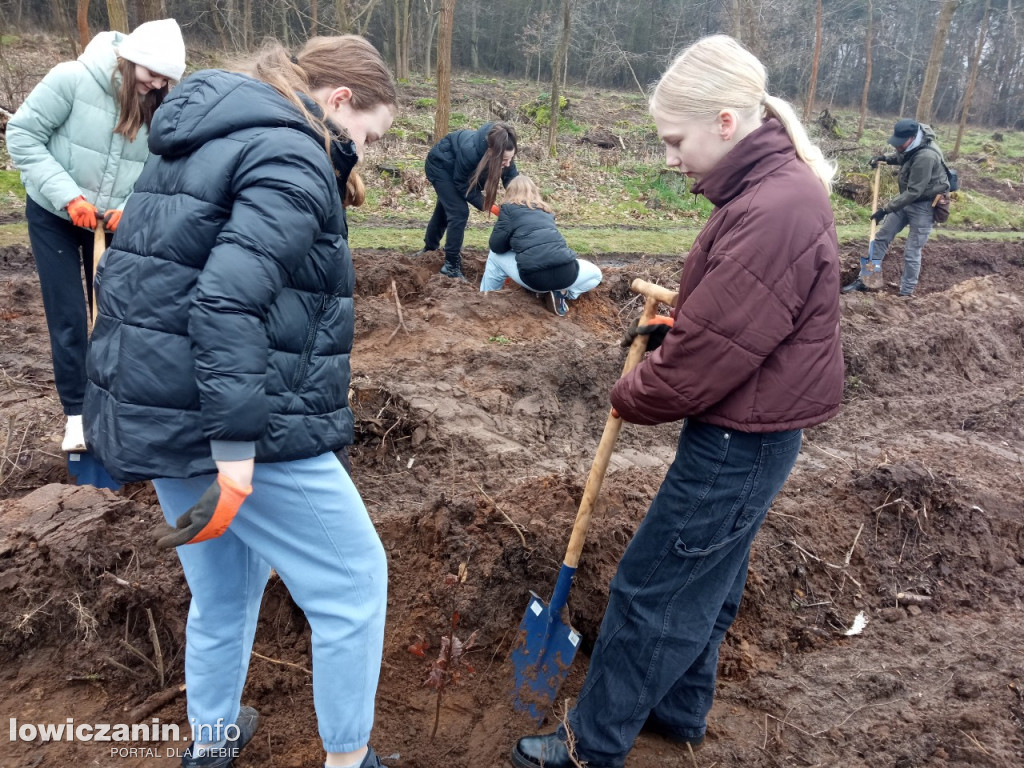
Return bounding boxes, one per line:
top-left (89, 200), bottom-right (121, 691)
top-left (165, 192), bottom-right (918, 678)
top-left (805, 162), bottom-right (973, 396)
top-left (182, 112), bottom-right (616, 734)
top-left (620, 314), bottom-right (675, 351)
top-left (104, 209), bottom-right (123, 232)
top-left (152, 474), bottom-right (252, 548)
top-left (66, 196), bottom-right (99, 229)
top-left (490, 204), bottom-right (500, 216)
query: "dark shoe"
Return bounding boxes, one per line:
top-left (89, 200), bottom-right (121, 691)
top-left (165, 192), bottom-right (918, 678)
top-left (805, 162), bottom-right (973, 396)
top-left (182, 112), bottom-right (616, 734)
top-left (411, 247), bottom-right (437, 258)
top-left (548, 290), bottom-right (569, 316)
top-left (898, 292), bottom-right (914, 300)
top-left (181, 707), bottom-right (259, 768)
top-left (440, 261), bottom-right (467, 280)
top-left (641, 714), bottom-right (705, 750)
top-left (512, 732), bottom-right (595, 768)
top-left (841, 278), bottom-right (868, 294)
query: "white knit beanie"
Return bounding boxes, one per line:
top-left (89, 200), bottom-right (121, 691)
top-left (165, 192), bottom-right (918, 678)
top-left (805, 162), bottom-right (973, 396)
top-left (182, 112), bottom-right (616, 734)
top-left (114, 19), bottom-right (186, 81)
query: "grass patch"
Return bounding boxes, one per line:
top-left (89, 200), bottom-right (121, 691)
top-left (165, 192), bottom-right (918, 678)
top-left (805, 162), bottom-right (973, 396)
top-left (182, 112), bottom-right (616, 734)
top-left (0, 222), bottom-right (29, 247)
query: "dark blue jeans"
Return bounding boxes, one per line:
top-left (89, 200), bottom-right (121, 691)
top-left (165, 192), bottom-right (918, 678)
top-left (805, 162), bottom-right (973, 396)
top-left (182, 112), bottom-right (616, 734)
top-left (567, 420), bottom-right (802, 767)
top-left (26, 197), bottom-right (103, 415)
top-left (423, 160), bottom-right (471, 263)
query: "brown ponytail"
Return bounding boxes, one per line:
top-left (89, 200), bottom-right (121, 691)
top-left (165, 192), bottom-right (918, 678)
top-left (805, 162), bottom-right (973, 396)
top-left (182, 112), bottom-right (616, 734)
top-left (466, 122), bottom-right (517, 213)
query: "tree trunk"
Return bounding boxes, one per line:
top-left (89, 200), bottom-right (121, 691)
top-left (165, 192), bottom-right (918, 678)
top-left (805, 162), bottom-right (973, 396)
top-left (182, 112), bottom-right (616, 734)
top-left (137, 0), bottom-right (162, 23)
top-left (916, 0), bottom-right (960, 124)
top-left (76, 0), bottom-right (90, 47)
top-left (105, 0), bottom-right (128, 32)
top-left (952, 0), bottom-right (989, 159)
top-left (547, 0), bottom-right (572, 157)
top-left (803, 0), bottom-right (823, 121)
top-left (336, 0), bottom-right (349, 32)
top-left (856, 0), bottom-right (873, 140)
top-left (393, 0), bottom-right (411, 79)
top-left (311, 0), bottom-right (319, 35)
top-left (434, 0), bottom-right (455, 141)
top-left (469, 0), bottom-right (479, 71)
top-left (242, 0), bottom-right (252, 49)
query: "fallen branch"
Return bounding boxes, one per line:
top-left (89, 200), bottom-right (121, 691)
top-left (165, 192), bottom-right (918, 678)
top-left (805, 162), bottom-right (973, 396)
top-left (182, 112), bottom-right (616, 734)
top-left (251, 650), bottom-right (312, 675)
top-left (146, 608), bottom-right (164, 688)
top-left (473, 481), bottom-right (528, 549)
top-left (126, 684), bottom-right (186, 723)
top-left (895, 592), bottom-right (932, 604)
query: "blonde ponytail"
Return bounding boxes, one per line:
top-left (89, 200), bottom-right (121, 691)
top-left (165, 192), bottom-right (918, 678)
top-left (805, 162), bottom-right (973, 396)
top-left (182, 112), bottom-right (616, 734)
top-left (763, 94), bottom-right (836, 193)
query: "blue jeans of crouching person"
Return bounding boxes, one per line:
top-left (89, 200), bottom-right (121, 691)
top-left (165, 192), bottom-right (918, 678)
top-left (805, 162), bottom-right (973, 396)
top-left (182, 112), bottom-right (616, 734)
top-left (563, 420), bottom-right (802, 766)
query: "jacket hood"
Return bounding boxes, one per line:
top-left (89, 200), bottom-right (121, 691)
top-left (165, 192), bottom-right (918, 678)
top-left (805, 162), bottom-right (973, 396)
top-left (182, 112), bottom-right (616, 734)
top-left (149, 70), bottom-right (331, 158)
top-left (692, 118), bottom-right (795, 208)
top-left (78, 31), bottom-right (124, 96)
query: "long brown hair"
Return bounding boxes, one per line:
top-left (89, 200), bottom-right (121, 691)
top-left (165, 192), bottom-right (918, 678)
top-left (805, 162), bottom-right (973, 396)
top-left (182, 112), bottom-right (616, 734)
top-left (113, 58), bottom-right (168, 141)
top-left (466, 122), bottom-right (517, 213)
top-left (503, 175), bottom-right (552, 213)
top-left (241, 36), bottom-right (397, 159)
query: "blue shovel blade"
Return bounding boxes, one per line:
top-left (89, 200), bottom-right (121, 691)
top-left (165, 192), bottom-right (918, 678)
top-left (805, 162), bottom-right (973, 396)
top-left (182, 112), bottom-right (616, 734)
top-left (510, 590), bottom-right (583, 723)
top-left (67, 451), bottom-right (121, 490)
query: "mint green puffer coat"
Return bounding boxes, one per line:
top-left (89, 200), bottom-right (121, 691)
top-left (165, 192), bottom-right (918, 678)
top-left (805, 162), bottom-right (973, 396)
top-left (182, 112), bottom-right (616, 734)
top-left (7, 31), bottom-right (151, 220)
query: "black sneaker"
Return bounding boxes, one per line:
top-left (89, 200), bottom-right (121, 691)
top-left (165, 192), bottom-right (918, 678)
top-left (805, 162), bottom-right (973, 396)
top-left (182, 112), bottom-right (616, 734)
top-left (411, 248), bottom-right (437, 258)
top-left (181, 707), bottom-right (259, 768)
top-left (358, 746), bottom-right (385, 767)
top-left (548, 290), bottom-right (569, 316)
top-left (440, 262), bottom-right (467, 280)
top-left (841, 278), bottom-right (868, 294)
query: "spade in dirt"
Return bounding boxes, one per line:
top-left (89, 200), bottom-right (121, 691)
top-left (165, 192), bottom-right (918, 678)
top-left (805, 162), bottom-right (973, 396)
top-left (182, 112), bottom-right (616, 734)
top-left (66, 223), bottom-right (120, 491)
top-left (509, 279), bottom-right (677, 723)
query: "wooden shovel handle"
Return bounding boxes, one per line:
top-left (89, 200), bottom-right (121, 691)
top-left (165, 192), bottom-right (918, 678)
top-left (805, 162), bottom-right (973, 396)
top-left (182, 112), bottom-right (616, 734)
top-left (90, 223), bottom-right (105, 331)
top-left (563, 291), bottom-right (665, 568)
top-left (869, 163), bottom-right (881, 242)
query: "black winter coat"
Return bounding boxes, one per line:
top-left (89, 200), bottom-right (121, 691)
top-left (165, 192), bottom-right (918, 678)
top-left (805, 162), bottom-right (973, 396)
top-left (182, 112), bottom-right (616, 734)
top-left (488, 203), bottom-right (580, 291)
top-left (426, 122), bottom-right (518, 210)
top-left (84, 70), bottom-right (358, 482)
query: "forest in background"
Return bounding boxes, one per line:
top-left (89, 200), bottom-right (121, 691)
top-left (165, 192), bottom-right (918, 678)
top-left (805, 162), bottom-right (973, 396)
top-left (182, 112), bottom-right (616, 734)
top-left (1, 0), bottom-right (1022, 131)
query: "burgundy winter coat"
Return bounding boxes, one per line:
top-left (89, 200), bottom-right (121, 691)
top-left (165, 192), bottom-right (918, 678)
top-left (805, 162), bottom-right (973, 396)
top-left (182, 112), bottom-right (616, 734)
top-left (611, 119), bottom-right (843, 431)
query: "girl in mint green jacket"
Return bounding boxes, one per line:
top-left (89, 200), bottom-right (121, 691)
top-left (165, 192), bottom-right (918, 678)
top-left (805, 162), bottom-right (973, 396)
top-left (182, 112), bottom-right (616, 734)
top-left (8, 19), bottom-right (185, 453)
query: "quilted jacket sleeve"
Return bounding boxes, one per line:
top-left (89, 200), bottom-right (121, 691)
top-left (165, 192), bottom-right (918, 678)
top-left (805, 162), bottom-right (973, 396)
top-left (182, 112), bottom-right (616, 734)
top-left (189, 131), bottom-right (337, 444)
top-left (7, 63), bottom-right (84, 211)
top-left (488, 206), bottom-right (514, 253)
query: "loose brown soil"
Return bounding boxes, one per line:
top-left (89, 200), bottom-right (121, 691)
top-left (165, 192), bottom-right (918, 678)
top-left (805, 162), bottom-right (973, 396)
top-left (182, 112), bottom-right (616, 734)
top-left (2, 238), bottom-right (1024, 768)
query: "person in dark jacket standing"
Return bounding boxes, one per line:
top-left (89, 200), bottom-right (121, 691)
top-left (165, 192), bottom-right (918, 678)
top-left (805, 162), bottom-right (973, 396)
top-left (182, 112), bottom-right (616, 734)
top-left (84, 36), bottom-right (397, 768)
top-left (512, 34), bottom-right (843, 768)
top-left (482, 175), bottom-right (602, 315)
top-left (7, 19), bottom-right (185, 453)
top-left (841, 118), bottom-right (950, 297)
top-left (414, 121), bottom-right (518, 280)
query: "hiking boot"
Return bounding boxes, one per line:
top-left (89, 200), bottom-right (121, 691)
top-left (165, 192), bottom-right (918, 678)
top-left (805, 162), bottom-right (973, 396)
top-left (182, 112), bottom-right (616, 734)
top-left (548, 290), bottom-right (569, 316)
top-left (181, 707), bottom-right (259, 768)
top-left (841, 278), bottom-right (868, 294)
top-left (511, 732), bottom-right (612, 768)
top-left (61, 415), bottom-right (87, 452)
top-left (439, 261), bottom-right (467, 281)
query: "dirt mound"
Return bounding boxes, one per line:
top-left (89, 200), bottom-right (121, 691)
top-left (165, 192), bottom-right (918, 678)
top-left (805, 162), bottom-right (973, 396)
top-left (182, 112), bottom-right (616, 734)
top-left (2, 241), bottom-right (1024, 767)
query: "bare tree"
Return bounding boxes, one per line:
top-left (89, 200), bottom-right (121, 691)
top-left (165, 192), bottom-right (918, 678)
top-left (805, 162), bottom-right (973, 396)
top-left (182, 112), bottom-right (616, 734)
top-left (393, 0), bottom-right (411, 79)
top-left (76, 0), bottom-right (90, 47)
top-left (434, 0), bottom-right (455, 140)
top-left (106, 0), bottom-right (128, 32)
top-left (547, 0), bottom-right (572, 157)
top-left (856, 0), bottom-right (874, 140)
top-left (916, 0), bottom-right (961, 123)
top-left (952, 0), bottom-right (990, 159)
top-left (803, 0), bottom-right (823, 121)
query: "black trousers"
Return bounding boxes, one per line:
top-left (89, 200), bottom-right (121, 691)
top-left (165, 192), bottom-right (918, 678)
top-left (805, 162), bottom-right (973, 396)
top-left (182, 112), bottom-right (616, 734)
top-left (424, 162), bottom-right (473, 263)
top-left (26, 197), bottom-right (105, 415)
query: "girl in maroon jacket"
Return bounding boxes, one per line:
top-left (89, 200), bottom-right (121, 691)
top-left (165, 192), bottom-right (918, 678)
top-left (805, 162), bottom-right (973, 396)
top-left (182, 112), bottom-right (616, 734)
top-left (513, 35), bottom-right (843, 768)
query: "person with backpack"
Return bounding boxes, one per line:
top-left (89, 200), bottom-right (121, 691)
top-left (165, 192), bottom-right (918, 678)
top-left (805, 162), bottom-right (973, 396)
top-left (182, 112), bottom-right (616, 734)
top-left (511, 34), bottom-right (843, 768)
top-left (841, 118), bottom-right (951, 298)
top-left (83, 35), bottom-right (398, 768)
top-left (7, 19), bottom-right (186, 453)
top-left (482, 175), bottom-right (602, 316)
top-left (413, 121), bottom-right (519, 280)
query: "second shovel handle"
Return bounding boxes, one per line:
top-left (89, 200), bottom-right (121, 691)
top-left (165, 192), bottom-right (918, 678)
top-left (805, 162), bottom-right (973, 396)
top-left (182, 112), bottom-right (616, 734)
top-left (563, 293), bottom-right (662, 568)
top-left (869, 163), bottom-right (881, 242)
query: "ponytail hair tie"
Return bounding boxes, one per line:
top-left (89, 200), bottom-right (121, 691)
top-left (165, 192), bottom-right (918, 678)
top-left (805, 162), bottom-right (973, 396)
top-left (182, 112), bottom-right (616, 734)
top-left (291, 54), bottom-right (300, 65)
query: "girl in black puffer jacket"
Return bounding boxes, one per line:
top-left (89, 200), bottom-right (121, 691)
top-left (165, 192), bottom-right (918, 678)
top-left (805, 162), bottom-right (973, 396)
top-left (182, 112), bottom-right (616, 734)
top-left (85, 36), bottom-right (397, 768)
top-left (482, 175), bottom-right (602, 316)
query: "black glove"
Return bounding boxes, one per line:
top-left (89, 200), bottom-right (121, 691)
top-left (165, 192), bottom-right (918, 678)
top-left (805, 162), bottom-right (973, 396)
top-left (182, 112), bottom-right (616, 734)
top-left (870, 208), bottom-right (886, 223)
top-left (868, 155), bottom-right (888, 169)
top-left (620, 316), bottom-right (674, 352)
top-left (152, 474), bottom-right (252, 548)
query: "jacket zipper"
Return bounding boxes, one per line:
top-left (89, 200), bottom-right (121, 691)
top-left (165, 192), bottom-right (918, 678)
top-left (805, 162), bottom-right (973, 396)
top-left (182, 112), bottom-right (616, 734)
top-left (292, 295), bottom-right (328, 390)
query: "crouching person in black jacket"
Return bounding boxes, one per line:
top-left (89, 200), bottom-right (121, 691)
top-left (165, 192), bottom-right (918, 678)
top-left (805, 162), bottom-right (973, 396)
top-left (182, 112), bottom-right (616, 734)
top-left (481, 175), bottom-right (602, 316)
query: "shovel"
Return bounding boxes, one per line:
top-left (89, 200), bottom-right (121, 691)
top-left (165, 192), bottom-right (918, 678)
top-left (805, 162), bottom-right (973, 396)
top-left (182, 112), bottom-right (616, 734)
top-left (510, 278), bottom-right (677, 723)
top-left (66, 223), bottom-right (120, 491)
top-left (862, 163), bottom-right (885, 291)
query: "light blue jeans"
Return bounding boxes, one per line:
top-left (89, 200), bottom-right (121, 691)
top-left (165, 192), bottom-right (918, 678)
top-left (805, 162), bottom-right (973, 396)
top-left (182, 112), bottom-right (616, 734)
top-left (480, 250), bottom-right (603, 299)
top-left (152, 452), bottom-right (387, 753)
top-left (872, 198), bottom-right (934, 295)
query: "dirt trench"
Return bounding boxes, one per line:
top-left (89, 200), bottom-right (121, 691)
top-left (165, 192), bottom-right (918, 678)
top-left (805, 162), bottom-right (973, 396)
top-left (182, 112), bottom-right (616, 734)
top-left (1, 240), bottom-right (1023, 768)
